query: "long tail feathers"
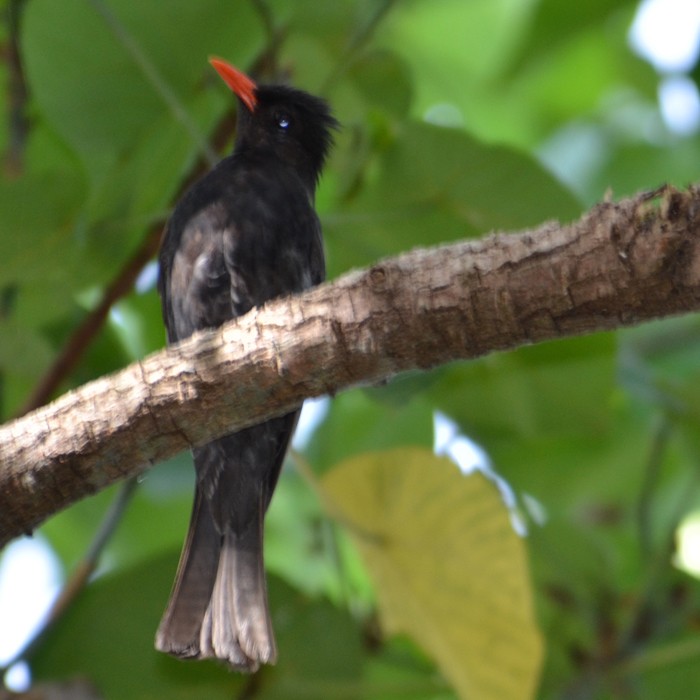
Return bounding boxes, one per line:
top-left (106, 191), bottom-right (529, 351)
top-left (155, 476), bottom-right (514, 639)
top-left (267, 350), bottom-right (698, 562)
top-left (155, 489), bottom-right (219, 658)
top-left (155, 490), bottom-right (275, 671)
top-left (204, 525), bottom-right (276, 670)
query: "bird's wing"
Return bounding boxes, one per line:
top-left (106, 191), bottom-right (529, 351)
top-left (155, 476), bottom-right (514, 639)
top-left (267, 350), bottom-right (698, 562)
top-left (160, 177), bottom-right (324, 344)
top-left (160, 200), bottom-right (237, 343)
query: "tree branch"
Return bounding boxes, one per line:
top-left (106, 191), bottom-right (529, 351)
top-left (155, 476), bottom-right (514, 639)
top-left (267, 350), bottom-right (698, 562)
top-left (2, 185), bottom-right (700, 546)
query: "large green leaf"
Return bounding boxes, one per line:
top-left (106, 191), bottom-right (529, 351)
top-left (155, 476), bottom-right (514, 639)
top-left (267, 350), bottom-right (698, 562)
top-left (265, 469), bottom-right (369, 600)
top-left (631, 635), bottom-right (700, 698)
top-left (383, 0), bottom-right (529, 87)
top-left (322, 447), bottom-right (542, 700)
top-left (427, 334), bottom-right (616, 443)
top-left (31, 555), bottom-right (364, 700)
top-left (30, 552), bottom-right (242, 699)
top-left (0, 173), bottom-right (86, 290)
top-left (257, 579), bottom-right (365, 700)
top-left (593, 140), bottom-right (700, 201)
top-left (326, 120), bottom-right (581, 275)
top-left (509, 0), bottom-right (639, 75)
top-left (22, 0), bottom-right (262, 178)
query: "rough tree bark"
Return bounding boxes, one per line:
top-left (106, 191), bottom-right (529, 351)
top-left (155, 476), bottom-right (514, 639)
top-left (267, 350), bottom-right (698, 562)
top-left (1, 185), bottom-right (700, 546)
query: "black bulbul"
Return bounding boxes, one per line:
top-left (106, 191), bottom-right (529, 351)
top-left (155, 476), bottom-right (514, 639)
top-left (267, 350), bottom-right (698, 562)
top-left (155, 58), bottom-right (336, 671)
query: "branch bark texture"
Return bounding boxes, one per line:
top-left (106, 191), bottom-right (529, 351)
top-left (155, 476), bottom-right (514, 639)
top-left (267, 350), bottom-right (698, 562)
top-left (2, 185), bottom-right (700, 545)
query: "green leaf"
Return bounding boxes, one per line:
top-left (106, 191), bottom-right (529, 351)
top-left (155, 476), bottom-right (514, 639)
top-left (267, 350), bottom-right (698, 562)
top-left (259, 578), bottom-right (365, 700)
top-left (384, 0), bottom-right (530, 87)
top-left (428, 334), bottom-right (616, 443)
top-left (632, 635), bottom-right (700, 698)
top-left (0, 174), bottom-right (86, 289)
top-left (109, 288), bottom-right (166, 362)
top-left (31, 552), bottom-right (243, 699)
top-left (38, 456), bottom-right (192, 570)
top-left (593, 140), bottom-right (700, 201)
top-left (0, 319), bottom-right (54, 417)
top-left (510, 0), bottom-right (638, 74)
top-left (322, 447), bottom-right (543, 700)
top-left (327, 120), bottom-right (581, 275)
top-left (22, 0), bottom-right (262, 178)
top-left (31, 555), bottom-right (364, 700)
top-left (346, 49), bottom-right (414, 118)
top-left (265, 470), bottom-right (358, 599)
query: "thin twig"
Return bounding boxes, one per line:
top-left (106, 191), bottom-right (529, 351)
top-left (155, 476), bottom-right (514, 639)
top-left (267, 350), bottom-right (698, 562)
top-left (616, 426), bottom-right (700, 662)
top-left (247, 0), bottom-right (287, 83)
top-left (616, 635), bottom-right (700, 675)
top-left (3, 0), bottom-right (29, 177)
top-left (286, 451), bottom-right (358, 608)
top-left (636, 416), bottom-right (672, 556)
top-left (250, 0), bottom-right (276, 44)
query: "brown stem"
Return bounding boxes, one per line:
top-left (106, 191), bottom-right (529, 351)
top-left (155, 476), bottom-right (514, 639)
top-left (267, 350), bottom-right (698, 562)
top-left (3, 0), bottom-right (29, 178)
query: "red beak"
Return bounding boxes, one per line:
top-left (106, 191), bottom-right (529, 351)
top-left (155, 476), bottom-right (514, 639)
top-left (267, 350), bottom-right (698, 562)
top-left (209, 57), bottom-right (257, 112)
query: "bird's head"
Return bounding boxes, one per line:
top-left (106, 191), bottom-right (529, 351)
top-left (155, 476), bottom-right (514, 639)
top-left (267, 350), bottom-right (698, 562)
top-left (209, 58), bottom-right (338, 188)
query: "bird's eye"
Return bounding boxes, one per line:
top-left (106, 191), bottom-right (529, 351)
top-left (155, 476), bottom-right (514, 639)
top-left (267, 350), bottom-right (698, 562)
top-left (276, 114), bottom-right (290, 131)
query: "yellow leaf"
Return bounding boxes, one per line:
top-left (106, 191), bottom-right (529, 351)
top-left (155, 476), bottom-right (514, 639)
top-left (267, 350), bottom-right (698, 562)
top-left (321, 447), bottom-right (543, 700)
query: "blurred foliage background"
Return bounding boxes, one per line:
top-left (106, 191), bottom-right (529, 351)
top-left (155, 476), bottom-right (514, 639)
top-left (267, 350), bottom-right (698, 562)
top-left (1, 0), bottom-right (700, 698)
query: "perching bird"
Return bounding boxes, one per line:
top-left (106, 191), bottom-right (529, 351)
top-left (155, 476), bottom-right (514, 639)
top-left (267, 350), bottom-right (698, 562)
top-left (155, 58), bottom-right (336, 671)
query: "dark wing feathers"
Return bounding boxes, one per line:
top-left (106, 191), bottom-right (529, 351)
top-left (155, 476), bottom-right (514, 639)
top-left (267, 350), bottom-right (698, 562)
top-left (160, 161), bottom-right (325, 344)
